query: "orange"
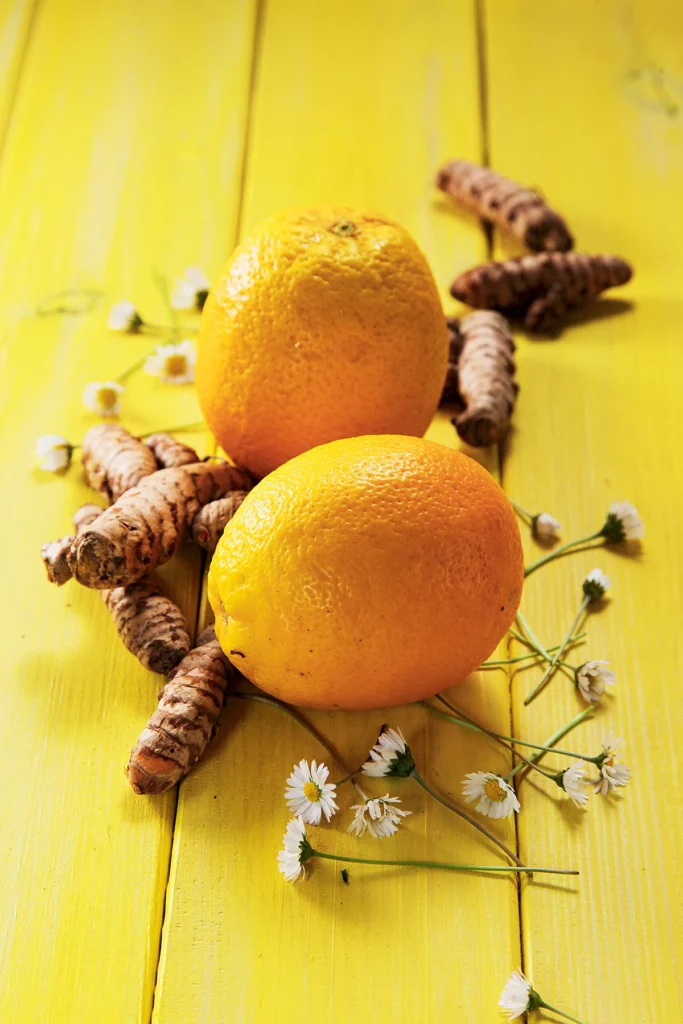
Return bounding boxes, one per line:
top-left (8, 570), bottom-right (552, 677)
top-left (196, 207), bottom-right (449, 478)
top-left (208, 435), bottom-right (523, 710)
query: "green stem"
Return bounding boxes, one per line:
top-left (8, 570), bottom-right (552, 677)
top-left (422, 699), bottom-right (595, 762)
top-left (229, 691), bottom-right (366, 797)
top-left (310, 850), bottom-right (577, 876)
top-left (524, 598), bottom-right (589, 706)
top-left (410, 769), bottom-right (526, 870)
top-left (137, 420), bottom-right (206, 438)
top-left (510, 499), bottom-right (534, 524)
top-left (515, 610), bottom-right (553, 663)
top-left (505, 708), bottom-right (594, 781)
top-left (538, 998), bottom-right (586, 1024)
top-left (116, 353), bottom-right (149, 383)
top-left (524, 530), bottom-right (603, 577)
top-left (482, 632), bottom-right (586, 667)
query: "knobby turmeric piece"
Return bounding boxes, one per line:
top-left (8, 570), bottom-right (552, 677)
top-left (46, 504), bottom-right (191, 672)
top-left (437, 159), bottom-right (574, 253)
top-left (144, 433), bottom-right (200, 469)
top-left (41, 503), bottom-right (105, 586)
top-left (443, 312), bottom-right (518, 448)
top-left (450, 252), bottom-right (632, 333)
top-left (82, 424), bottom-right (157, 502)
top-left (192, 491), bottom-right (249, 553)
top-left (127, 626), bottom-right (234, 794)
top-left (68, 461), bottom-right (253, 589)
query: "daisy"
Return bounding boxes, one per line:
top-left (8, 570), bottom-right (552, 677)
top-left (499, 970), bottom-right (536, 1019)
top-left (35, 434), bottom-right (73, 472)
top-left (348, 795), bottom-right (411, 838)
top-left (144, 340), bottom-right (196, 384)
top-left (462, 771), bottom-right (520, 819)
top-left (108, 299), bottom-right (143, 332)
top-left (533, 512), bottom-right (561, 541)
top-left (284, 760), bottom-right (338, 824)
top-left (171, 266), bottom-right (210, 311)
top-left (582, 567), bottom-right (611, 602)
top-left (602, 500), bottom-right (645, 542)
top-left (594, 736), bottom-right (631, 796)
top-left (82, 380), bottom-right (124, 418)
top-left (361, 725), bottom-right (416, 777)
top-left (561, 761), bottom-right (589, 807)
top-left (576, 660), bottom-right (616, 704)
top-left (276, 816), bottom-right (312, 883)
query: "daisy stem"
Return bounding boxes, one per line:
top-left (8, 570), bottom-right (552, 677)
top-left (524, 530), bottom-right (604, 577)
top-left (505, 708), bottom-right (594, 781)
top-left (137, 420), bottom-right (206, 438)
top-left (229, 691), bottom-right (366, 797)
top-left (509, 499), bottom-right (534, 524)
top-left (524, 599), bottom-right (589, 706)
top-left (537, 999), bottom-right (586, 1024)
top-left (509, 626), bottom-right (576, 683)
top-left (117, 352), bottom-right (150, 383)
top-left (309, 850), bottom-right (578, 877)
top-left (515, 610), bottom-right (553, 663)
top-left (482, 632), bottom-right (586, 666)
top-left (409, 769), bottom-right (527, 871)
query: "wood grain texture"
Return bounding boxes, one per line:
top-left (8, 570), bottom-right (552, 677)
top-left (486, 1), bottom-right (683, 1020)
top-left (0, 0), bottom-right (257, 1020)
top-left (152, 2), bottom-right (521, 1023)
top-left (0, 0), bottom-right (36, 154)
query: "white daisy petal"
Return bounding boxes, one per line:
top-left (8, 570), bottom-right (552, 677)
top-left (108, 299), bottom-right (142, 332)
top-left (35, 434), bottom-right (72, 472)
top-left (583, 567), bottom-right (611, 601)
top-left (533, 512), bottom-right (561, 540)
top-left (277, 816), bottom-right (310, 883)
top-left (284, 759), bottom-right (338, 824)
top-left (82, 380), bottom-right (124, 418)
top-left (348, 795), bottom-right (411, 839)
top-left (498, 970), bottom-right (533, 1019)
top-left (462, 771), bottom-right (520, 819)
top-left (562, 761), bottom-right (590, 807)
top-left (144, 340), bottom-right (196, 385)
top-left (576, 659), bottom-right (616, 704)
top-left (605, 500), bottom-right (645, 542)
top-left (171, 266), bottom-right (210, 311)
top-left (361, 726), bottom-right (414, 777)
top-left (593, 735), bottom-right (631, 796)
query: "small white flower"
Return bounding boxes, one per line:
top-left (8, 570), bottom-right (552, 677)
top-left (82, 380), bottom-right (124, 418)
top-left (144, 340), bottom-right (196, 384)
top-left (284, 759), bottom-right (338, 824)
top-left (594, 736), bottom-right (631, 796)
top-left (561, 761), bottom-right (590, 807)
top-left (277, 816), bottom-right (309, 882)
top-left (603, 500), bottom-right (645, 542)
top-left (171, 266), bottom-right (210, 311)
top-left (35, 434), bottom-right (73, 472)
top-left (498, 970), bottom-right (534, 1019)
top-left (576, 659), bottom-right (616, 704)
top-left (533, 512), bottom-right (561, 540)
top-left (462, 771), bottom-right (520, 819)
top-left (108, 299), bottom-right (142, 332)
top-left (348, 795), bottom-right (411, 838)
top-left (583, 567), bottom-right (611, 602)
top-left (361, 726), bottom-right (415, 777)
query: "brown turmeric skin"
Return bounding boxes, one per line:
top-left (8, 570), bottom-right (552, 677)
top-left (127, 627), bottom-right (234, 794)
top-left (144, 433), bottom-right (200, 469)
top-left (192, 491), bottom-right (249, 553)
top-left (450, 252), bottom-right (633, 333)
top-left (443, 312), bottom-right (518, 448)
top-left (68, 461), bottom-right (254, 589)
top-left (437, 159), bottom-right (574, 253)
top-left (82, 424), bottom-right (157, 502)
top-left (41, 503), bottom-right (105, 586)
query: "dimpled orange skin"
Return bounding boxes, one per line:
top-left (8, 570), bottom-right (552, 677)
top-left (208, 435), bottom-right (524, 710)
top-left (196, 207), bottom-right (449, 479)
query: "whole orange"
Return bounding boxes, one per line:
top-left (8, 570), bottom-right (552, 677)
top-left (208, 435), bottom-right (523, 710)
top-left (196, 207), bottom-right (449, 478)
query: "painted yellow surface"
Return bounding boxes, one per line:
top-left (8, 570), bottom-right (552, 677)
top-left (2, 0), bottom-right (680, 1022)
top-left (486, 1), bottom-right (683, 1021)
top-left (0, 0), bottom-right (257, 1021)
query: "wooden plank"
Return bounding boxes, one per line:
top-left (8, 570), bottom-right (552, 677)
top-left (153, 3), bottom-right (523, 1023)
top-left (485, 1), bottom-right (683, 1020)
top-left (0, 0), bottom-right (36, 152)
top-left (0, 1), bottom-right (257, 1020)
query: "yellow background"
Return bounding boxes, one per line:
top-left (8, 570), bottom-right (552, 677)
top-left (0, 1), bottom-right (680, 1021)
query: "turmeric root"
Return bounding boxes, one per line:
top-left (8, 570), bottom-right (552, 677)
top-left (144, 433), bottom-right (200, 469)
top-left (41, 503), bottom-right (105, 586)
top-left (444, 312), bottom-right (518, 447)
top-left (192, 492), bottom-right (249, 553)
top-left (450, 252), bottom-right (633, 333)
top-left (127, 626), bottom-right (234, 794)
top-left (82, 424), bottom-right (157, 502)
top-left (68, 461), bottom-right (253, 589)
top-left (440, 320), bottom-right (465, 404)
top-left (436, 159), bottom-right (574, 253)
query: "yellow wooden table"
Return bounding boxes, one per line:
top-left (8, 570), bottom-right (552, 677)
top-left (1, 1), bottom-right (681, 1021)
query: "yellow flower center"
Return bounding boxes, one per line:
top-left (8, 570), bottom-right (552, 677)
top-left (164, 354), bottom-right (188, 377)
top-left (483, 777), bottom-right (507, 803)
top-left (303, 781), bottom-right (322, 803)
top-left (96, 386), bottom-right (118, 409)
